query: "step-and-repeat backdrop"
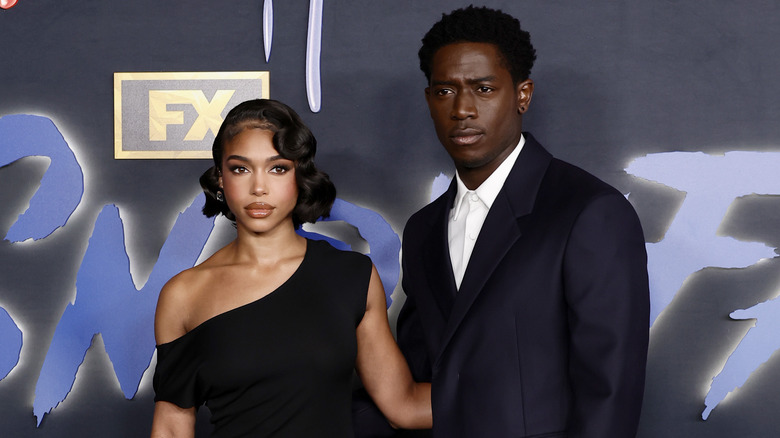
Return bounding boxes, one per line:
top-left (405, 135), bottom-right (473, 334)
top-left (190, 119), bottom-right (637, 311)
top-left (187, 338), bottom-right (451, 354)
top-left (2, 1), bottom-right (780, 436)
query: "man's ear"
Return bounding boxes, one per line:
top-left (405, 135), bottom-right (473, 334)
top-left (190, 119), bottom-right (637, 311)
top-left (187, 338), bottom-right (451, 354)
top-left (516, 79), bottom-right (534, 114)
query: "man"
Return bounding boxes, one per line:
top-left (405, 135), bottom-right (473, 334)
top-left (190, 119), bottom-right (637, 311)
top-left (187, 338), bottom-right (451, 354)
top-left (395, 6), bottom-right (649, 437)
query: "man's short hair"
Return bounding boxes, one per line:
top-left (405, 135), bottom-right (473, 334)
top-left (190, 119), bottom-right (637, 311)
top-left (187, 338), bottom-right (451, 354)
top-left (418, 5), bottom-right (537, 84)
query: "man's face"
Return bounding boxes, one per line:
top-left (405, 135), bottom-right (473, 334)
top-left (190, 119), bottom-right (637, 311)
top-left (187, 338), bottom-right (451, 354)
top-left (425, 42), bottom-right (532, 188)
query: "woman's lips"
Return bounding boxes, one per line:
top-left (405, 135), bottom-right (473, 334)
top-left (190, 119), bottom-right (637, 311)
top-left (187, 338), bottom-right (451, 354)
top-left (245, 202), bottom-right (274, 218)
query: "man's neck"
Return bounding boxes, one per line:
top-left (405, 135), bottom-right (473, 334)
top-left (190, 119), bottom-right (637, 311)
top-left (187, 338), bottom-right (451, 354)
top-left (458, 139), bottom-right (523, 190)
top-left (456, 134), bottom-right (526, 193)
top-left (458, 166), bottom-right (497, 191)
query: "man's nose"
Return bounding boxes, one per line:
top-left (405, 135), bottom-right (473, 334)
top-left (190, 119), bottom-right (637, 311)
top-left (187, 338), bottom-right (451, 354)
top-left (451, 92), bottom-right (477, 120)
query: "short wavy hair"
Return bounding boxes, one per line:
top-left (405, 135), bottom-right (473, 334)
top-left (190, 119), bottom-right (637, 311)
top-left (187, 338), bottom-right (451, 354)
top-left (418, 5), bottom-right (536, 84)
top-left (199, 99), bottom-right (336, 228)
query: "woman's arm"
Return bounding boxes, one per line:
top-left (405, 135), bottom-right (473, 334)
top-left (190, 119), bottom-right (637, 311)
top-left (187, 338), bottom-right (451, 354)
top-left (150, 401), bottom-right (196, 438)
top-left (151, 275), bottom-right (196, 437)
top-left (355, 265), bottom-right (432, 429)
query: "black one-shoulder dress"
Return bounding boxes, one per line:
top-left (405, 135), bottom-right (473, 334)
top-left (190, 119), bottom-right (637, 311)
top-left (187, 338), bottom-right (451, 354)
top-left (153, 239), bottom-right (372, 437)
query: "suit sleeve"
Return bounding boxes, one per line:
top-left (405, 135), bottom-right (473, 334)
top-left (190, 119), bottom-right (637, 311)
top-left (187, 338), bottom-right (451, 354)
top-left (562, 192), bottom-right (649, 437)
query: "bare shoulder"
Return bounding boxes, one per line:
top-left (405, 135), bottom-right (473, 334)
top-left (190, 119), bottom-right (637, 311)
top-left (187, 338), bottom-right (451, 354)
top-left (163, 259), bottom-right (212, 296)
top-left (154, 264), bottom-right (211, 345)
top-left (155, 245), bottom-right (235, 344)
top-left (160, 244), bottom-right (232, 303)
top-left (158, 267), bottom-right (197, 308)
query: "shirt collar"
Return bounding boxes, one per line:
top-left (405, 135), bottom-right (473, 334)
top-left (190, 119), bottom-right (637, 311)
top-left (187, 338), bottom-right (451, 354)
top-left (451, 134), bottom-right (525, 219)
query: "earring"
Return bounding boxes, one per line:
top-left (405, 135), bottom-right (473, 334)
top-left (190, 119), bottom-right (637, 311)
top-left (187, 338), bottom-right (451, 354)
top-left (216, 190), bottom-right (224, 202)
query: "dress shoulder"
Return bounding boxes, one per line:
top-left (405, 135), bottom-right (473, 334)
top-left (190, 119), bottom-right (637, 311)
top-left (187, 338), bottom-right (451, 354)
top-left (306, 239), bottom-right (373, 284)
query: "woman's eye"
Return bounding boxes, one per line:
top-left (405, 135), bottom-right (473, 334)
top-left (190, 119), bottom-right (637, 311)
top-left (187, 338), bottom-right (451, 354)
top-left (230, 166), bottom-right (248, 174)
top-left (270, 165), bottom-right (290, 174)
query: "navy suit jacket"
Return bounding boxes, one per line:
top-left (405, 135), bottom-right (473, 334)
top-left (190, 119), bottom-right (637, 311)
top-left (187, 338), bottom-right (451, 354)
top-left (395, 133), bottom-right (649, 438)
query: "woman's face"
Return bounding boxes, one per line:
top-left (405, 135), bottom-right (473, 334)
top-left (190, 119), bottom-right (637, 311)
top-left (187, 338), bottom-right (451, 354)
top-left (219, 128), bottom-right (298, 235)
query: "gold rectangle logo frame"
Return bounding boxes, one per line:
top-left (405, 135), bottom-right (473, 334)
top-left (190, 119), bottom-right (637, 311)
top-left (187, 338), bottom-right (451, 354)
top-left (114, 71), bottom-right (270, 159)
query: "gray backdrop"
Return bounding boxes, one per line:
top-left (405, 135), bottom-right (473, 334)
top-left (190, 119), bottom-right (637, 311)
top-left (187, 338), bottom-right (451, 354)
top-left (2, 1), bottom-right (780, 436)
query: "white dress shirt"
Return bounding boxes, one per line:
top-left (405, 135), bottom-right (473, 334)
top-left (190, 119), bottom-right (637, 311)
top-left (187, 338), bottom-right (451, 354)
top-left (448, 135), bottom-right (525, 289)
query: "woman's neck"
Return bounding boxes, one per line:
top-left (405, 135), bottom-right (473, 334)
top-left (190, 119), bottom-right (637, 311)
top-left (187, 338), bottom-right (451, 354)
top-left (230, 223), bottom-right (306, 265)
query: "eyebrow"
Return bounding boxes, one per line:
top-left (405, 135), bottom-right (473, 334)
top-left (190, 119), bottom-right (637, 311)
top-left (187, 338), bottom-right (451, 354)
top-left (225, 154), bottom-right (287, 163)
top-left (431, 76), bottom-right (499, 86)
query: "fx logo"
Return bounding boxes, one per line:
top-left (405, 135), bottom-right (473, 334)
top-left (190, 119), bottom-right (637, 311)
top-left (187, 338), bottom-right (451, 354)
top-left (113, 71), bottom-right (269, 159)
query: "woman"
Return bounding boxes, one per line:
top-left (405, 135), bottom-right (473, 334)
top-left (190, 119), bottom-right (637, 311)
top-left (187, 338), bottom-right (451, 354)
top-left (150, 99), bottom-right (431, 437)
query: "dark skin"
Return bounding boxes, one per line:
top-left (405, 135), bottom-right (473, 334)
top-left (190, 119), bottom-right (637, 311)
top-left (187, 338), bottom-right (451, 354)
top-left (425, 42), bottom-right (534, 190)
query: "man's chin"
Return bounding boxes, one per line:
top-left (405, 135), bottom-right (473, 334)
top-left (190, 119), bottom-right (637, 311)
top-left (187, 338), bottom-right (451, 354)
top-left (454, 156), bottom-right (489, 170)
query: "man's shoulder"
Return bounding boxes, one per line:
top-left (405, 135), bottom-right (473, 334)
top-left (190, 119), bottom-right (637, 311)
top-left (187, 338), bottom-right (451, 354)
top-left (543, 156), bottom-right (622, 199)
top-left (530, 156), bottom-right (642, 229)
top-left (521, 133), bottom-right (617, 197)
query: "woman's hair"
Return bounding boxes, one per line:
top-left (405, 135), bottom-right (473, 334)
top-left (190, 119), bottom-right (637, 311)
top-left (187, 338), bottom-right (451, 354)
top-left (199, 98), bottom-right (336, 228)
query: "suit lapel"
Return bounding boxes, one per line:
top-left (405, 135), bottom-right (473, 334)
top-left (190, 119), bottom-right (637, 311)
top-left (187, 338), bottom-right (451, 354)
top-left (434, 134), bottom-right (553, 364)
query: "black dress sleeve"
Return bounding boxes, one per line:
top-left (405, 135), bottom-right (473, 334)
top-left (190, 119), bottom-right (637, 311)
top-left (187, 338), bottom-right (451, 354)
top-left (153, 335), bottom-right (205, 409)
